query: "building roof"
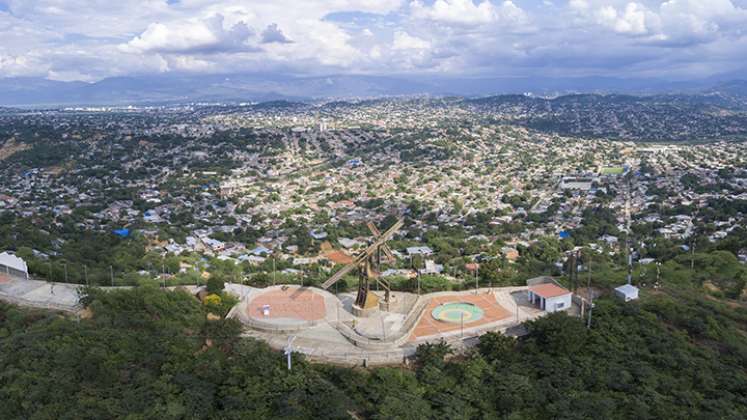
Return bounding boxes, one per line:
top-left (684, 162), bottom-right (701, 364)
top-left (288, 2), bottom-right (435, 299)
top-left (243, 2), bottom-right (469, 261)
top-left (615, 284), bottom-right (639, 296)
top-left (0, 252), bottom-right (28, 274)
top-left (529, 283), bottom-right (571, 298)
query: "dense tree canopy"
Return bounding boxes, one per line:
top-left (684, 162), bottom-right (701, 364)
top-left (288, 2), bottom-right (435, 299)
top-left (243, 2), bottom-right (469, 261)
top-left (1, 285), bottom-right (746, 419)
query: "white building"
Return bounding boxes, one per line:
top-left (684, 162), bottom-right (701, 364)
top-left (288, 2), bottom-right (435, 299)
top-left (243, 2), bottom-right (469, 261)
top-left (419, 260), bottom-right (444, 275)
top-left (0, 251), bottom-right (29, 279)
top-left (406, 246), bottom-right (434, 256)
top-left (614, 284), bottom-right (639, 302)
top-left (527, 282), bottom-right (572, 313)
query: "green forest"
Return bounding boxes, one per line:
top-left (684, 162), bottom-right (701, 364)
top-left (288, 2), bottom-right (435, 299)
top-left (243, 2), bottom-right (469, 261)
top-left (1, 285), bottom-right (746, 419)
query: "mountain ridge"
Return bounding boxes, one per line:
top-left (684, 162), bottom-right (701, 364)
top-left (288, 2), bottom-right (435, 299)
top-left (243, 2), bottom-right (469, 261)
top-left (1, 73), bottom-right (746, 107)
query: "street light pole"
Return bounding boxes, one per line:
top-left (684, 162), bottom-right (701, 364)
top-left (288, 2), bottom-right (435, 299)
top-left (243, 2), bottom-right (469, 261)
top-left (475, 266), bottom-right (478, 294)
top-left (284, 336), bottom-right (296, 371)
top-left (587, 255), bottom-right (593, 329)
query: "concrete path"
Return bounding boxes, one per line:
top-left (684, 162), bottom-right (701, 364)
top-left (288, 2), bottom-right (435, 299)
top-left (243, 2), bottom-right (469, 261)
top-left (0, 276), bottom-right (82, 312)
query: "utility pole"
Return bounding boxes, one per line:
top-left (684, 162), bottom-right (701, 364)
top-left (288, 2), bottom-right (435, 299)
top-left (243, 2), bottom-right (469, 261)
top-left (64, 264), bottom-right (68, 283)
top-left (84, 265), bottom-right (88, 286)
top-left (110, 265), bottom-right (114, 287)
top-left (272, 257), bottom-right (276, 286)
top-left (626, 247), bottom-right (633, 285)
top-left (690, 239), bottom-right (696, 272)
top-left (587, 255), bottom-right (593, 329)
top-left (569, 251), bottom-right (577, 292)
top-left (474, 265), bottom-right (478, 294)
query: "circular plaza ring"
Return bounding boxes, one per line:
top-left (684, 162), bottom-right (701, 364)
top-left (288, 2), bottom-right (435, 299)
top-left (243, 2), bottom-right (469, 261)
top-left (431, 302), bottom-right (485, 323)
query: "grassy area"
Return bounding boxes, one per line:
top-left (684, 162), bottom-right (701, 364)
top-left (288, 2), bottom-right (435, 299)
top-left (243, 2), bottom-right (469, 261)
top-left (600, 166), bottom-right (625, 175)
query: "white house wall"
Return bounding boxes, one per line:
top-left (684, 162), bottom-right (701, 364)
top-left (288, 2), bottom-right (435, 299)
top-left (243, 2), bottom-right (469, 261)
top-left (544, 294), bottom-right (572, 313)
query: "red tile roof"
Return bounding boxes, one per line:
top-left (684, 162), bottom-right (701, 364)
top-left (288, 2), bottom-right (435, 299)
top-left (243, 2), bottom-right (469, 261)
top-left (530, 283), bottom-right (571, 298)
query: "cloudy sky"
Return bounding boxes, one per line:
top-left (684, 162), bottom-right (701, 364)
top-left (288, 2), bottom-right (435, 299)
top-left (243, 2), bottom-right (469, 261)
top-left (1, 0), bottom-right (746, 82)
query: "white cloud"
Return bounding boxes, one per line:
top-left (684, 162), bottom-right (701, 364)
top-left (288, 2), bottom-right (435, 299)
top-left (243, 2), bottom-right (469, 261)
top-left (0, 54), bottom-right (38, 77)
top-left (410, 0), bottom-right (526, 25)
top-left (656, 0), bottom-right (747, 44)
top-left (392, 31), bottom-right (430, 50)
top-left (572, 0), bottom-right (747, 44)
top-left (569, 0), bottom-right (589, 11)
top-left (122, 14), bottom-right (256, 54)
top-left (594, 3), bottom-right (658, 35)
top-left (411, 0), bottom-right (496, 24)
top-left (0, 0), bottom-right (746, 82)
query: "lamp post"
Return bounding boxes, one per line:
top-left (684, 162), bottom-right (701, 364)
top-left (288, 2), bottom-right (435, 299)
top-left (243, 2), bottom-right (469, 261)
top-left (475, 265), bottom-right (478, 294)
top-left (284, 336), bottom-right (297, 371)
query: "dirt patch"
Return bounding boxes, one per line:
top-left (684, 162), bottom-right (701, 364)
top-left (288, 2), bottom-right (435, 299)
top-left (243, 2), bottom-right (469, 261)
top-left (703, 293), bottom-right (746, 309)
top-left (703, 281), bottom-right (721, 292)
top-left (46, 165), bottom-right (66, 176)
top-left (79, 307), bottom-right (94, 319)
top-left (0, 139), bottom-right (30, 161)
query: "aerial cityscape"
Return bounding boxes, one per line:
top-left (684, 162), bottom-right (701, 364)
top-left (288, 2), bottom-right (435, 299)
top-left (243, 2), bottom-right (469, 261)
top-left (2, 1), bottom-right (747, 419)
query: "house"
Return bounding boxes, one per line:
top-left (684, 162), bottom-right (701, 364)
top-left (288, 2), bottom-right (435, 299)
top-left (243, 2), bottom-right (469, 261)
top-left (501, 247), bottom-right (520, 262)
top-left (244, 255), bottom-right (267, 265)
top-left (527, 278), bottom-right (572, 313)
top-left (203, 238), bottom-right (226, 252)
top-left (0, 251), bottom-right (28, 279)
top-left (381, 268), bottom-right (416, 278)
top-left (419, 260), bottom-right (444, 275)
top-left (338, 238), bottom-right (364, 249)
top-left (600, 235), bottom-right (618, 246)
top-left (293, 256), bottom-right (319, 266)
top-left (250, 246), bottom-right (272, 256)
top-left (309, 229), bottom-right (328, 240)
top-left (407, 246), bottom-right (434, 256)
top-left (738, 249), bottom-right (747, 264)
top-left (143, 209), bottom-right (162, 223)
top-left (614, 284), bottom-right (639, 302)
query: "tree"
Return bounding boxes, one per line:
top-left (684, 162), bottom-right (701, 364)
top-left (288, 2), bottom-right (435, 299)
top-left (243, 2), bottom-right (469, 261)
top-left (207, 275), bottom-right (224, 294)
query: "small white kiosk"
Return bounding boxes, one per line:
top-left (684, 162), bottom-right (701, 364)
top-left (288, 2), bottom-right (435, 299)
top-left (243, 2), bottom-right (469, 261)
top-left (614, 284), bottom-right (639, 302)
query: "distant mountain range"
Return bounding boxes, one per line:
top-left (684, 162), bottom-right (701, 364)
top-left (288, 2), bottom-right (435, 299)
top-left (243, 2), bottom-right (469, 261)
top-left (1, 73), bottom-right (746, 107)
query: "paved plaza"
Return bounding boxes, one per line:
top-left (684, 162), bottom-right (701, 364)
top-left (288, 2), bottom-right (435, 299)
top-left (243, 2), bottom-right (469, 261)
top-left (0, 274), bottom-right (552, 366)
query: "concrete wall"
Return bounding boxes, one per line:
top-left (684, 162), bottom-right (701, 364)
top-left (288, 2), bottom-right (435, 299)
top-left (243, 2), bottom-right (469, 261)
top-left (545, 294), bottom-right (572, 313)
